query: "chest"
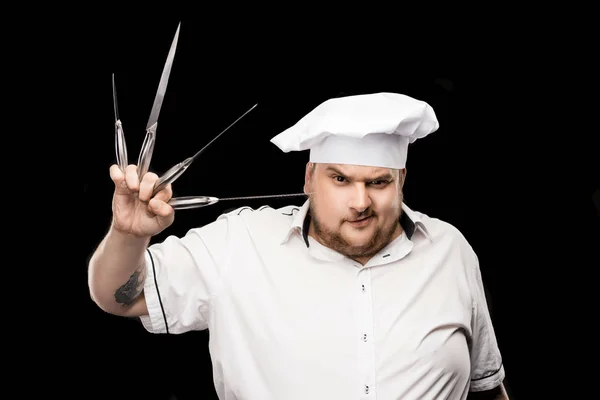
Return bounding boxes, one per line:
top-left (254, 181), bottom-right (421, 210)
top-left (216, 239), bottom-right (474, 358)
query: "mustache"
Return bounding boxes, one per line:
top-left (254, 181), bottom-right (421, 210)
top-left (345, 211), bottom-right (375, 222)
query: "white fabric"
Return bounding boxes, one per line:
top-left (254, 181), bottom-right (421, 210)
top-left (270, 92), bottom-right (439, 169)
top-left (141, 201), bottom-right (504, 399)
top-left (310, 132), bottom-right (410, 170)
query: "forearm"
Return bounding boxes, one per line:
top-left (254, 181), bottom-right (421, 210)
top-left (88, 224), bottom-right (151, 316)
top-left (467, 383), bottom-right (509, 400)
top-left (497, 383), bottom-right (509, 400)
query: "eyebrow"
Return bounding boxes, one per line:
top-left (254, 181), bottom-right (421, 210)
top-left (324, 166), bottom-right (394, 181)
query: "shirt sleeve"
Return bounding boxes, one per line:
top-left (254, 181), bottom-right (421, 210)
top-left (468, 260), bottom-right (506, 392)
top-left (139, 217), bottom-right (231, 334)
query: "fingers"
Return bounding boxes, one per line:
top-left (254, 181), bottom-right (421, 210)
top-left (139, 173), bottom-right (173, 202)
top-left (125, 164), bottom-right (140, 192)
top-left (110, 164), bottom-right (143, 195)
top-left (110, 164), bottom-right (130, 195)
top-left (153, 183), bottom-right (173, 203)
top-left (110, 164), bottom-right (174, 212)
top-left (139, 172), bottom-right (159, 202)
top-left (109, 164), bottom-right (124, 185)
top-left (148, 198), bottom-right (174, 218)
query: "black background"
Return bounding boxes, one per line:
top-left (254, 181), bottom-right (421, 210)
top-left (80, 17), bottom-right (599, 400)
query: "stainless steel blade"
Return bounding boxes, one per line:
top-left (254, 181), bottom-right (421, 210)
top-left (112, 73), bottom-right (120, 121)
top-left (146, 22), bottom-right (180, 132)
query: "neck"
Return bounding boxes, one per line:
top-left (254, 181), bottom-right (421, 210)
top-left (307, 220), bottom-right (404, 266)
top-left (351, 223), bottom-right (403, 265)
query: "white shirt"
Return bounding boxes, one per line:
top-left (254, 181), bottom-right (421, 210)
top-left (141, 200), bottom-right (505, 400)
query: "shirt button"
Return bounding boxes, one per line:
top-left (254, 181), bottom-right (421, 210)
top-left (361, 284), bottom-right (365, 292)
top-left (365, 385), bottom-right (370, 394)
top-left (363, 333), bottom-right (368, 342)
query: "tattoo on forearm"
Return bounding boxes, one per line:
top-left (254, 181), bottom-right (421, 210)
top-left (114, 265), bottom-right (145, 306)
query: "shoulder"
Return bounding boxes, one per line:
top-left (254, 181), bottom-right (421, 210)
top-left (407, 205), bottom-right (479, 265)
top-left (217, 204), bottom-right (301, 221)
top-left (213, 204), bottom-right (302, 238)
top-left (409, 207), bottom-right (488, 301)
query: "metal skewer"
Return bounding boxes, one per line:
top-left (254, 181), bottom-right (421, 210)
top-left (152, 103), bottom-right (258, 197)
top-left (168, 192), bottom-right (309, 210)
top-left (112, 74), bottom-right (128, 172)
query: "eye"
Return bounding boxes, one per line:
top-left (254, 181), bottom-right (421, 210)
top-left (333, 176), bottom-right (347, 183)
top-left (370, 180), bottom-right (389, 186)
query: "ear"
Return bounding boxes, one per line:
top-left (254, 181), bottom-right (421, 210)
top-left (303, 162), bottom-right (314, 194)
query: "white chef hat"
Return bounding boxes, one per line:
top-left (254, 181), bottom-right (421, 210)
top-left (270, 92), bottom-right (439, 169)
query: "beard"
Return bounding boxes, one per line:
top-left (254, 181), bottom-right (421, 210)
top-left (308, 198), bottom-right (403, 260)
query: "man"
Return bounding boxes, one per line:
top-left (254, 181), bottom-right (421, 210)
top-left (88, 92), bottom-right (508, 399)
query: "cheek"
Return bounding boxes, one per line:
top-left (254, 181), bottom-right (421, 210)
top-left (389, 184), bottom-right (403, 207)
top-left (319, 195), bottom-right (342, 214)
top-left (390, 193), bottom-right (402, 209)
top-left (375, 193), bottom-right (402, 216)
top-left (313, 186), bottom-right (345, 216)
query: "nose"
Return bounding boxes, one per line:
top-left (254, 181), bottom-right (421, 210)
top-left (348, 184), bottom-right (372, 212)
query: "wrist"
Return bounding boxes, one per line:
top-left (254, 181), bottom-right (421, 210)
top-left (108, 223), bottom-right (152, 246)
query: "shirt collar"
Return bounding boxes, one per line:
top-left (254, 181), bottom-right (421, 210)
top-left (281, 200), bottom-right (432, 246)
top-left (399, 202), bottom-right (432, 242)
top-left (280, 200), bottom-right (311, 245)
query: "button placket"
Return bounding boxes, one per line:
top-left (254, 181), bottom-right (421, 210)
top-left (356, 267), bottom-right (375, 398)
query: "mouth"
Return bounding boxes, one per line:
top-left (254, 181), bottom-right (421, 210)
top-left (347, 215), bottom-right (373, 228)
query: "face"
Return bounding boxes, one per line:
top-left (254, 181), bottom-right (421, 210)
top-left (304, 162), bottom-right (406, 263)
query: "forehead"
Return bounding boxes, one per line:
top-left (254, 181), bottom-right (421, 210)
top-left (317, 163), bottom-right (396, 177)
